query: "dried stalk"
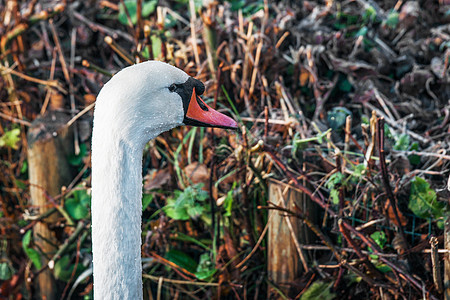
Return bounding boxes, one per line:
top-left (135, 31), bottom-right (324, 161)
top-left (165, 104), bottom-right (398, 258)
top-left (430, 237), bottom-right (443, 293)
top-left (104, 36), bottom-right (134, 65)
top-left (377, 117), bottom-right (408, 248)
top-left (189, 0), bottom-right (200, 69)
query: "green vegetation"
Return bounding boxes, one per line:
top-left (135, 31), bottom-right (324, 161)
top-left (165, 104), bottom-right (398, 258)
top-left (0, 0), bottom-right (448, 299)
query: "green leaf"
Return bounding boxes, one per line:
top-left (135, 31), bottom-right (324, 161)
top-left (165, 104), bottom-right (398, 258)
top-left (195, 268), bottom-right (216, 280)
top-left (142, 0), bottom-right (157, 16)
top-left (141, 46), bottom-right (150, 59)
top-left (118, 0), bottom-right (157, 25)
top-left (437, 218), bottom-right (445, 229)
top-left (142, 194), bottom-right (153, 211)
top-left (330, 189), bottom-right (340, 205)
top-left (65, 198), bottom-right (88, 220)
top-left (195, 253), bottom-right (216, 280)
top-left (151, 35), bottom-right (162, 59)
top-left (355, 26), bottom-right (368, 37)
top-left (393, 134), bottom-right (410, 151)
top-left (230, 0), bottom-right (246, 11)
top-left (384, 124), bottom-right (393, 139)
top-left (187, 205), bottom-right (204, 219)
top-left (300, 281), bottom-right (335, 300)
top-left (15, 179), bottom-right (27, 190)
top-left (0, 262), bottom-right (13, 280)
top-left (165, 249), bottom-right (197, 273)
top-left (408, 177), bottom-right (445, 219)
top-left (363, 6), bottom-right (377, 23)
top-left (223, 189), bottom-right (234, 217)
top-left (64, 189), bottom-right (90, 220)
top-left (20, 160), bottom-right (28, 174)
top-left (376, 263), bottom-right (392, 274)
top-left (0, 128), bottom-right (20, 149)
top-left (68, 143), bottom-right (87, 166)
top-left (385, 11), bottom-right (399, 28)
top-left (229, 0), bottom-right (263, 15)
top-left (327, 107), bottom-right (352, 130)
top-left (54, 255), bottom-right (74, 282)
top-left (351, 164), bottom-right (366, 179)
top-left (338, 78), bottom-right (353, 92)
top-left (370, 231), bottom-right (387, 249)
top-left (408, 142), bottom-right (420, 165)
top-left (325, 172), bottom-right (344, 189)
top-left (22, 230), bottom-right (42, 269)
top-left (164, 198), bottom-right (190, 220)
top-left (361, 115), bottom-right (369, 125)
top-left (163, 184), bottom-right (209, 221)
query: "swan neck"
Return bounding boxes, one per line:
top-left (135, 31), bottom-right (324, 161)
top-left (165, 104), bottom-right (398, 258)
top-left (91, 132), bottom-right (144, 299)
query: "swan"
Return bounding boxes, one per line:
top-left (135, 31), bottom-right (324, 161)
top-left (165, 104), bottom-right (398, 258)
top-left (91, 61), bottom-right (237, 299)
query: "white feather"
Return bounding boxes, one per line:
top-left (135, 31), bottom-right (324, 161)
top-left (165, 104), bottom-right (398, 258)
top-left (91, 61), bottom-right (189, 299)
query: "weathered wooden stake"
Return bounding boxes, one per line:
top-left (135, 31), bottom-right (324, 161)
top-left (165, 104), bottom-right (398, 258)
top-left (27, 111), bottom-right (75, 300)
top-left (268, 180), bottom-right (316, 298)
top-left (445, 215), bottom-right (450, 300)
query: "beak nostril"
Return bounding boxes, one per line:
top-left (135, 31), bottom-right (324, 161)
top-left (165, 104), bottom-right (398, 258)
top-left (196, 96), bottom-right (209, 112)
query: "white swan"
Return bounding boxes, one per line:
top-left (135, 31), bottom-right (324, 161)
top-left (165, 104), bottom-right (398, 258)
top-left (91, 61), bottom-right (237, 299)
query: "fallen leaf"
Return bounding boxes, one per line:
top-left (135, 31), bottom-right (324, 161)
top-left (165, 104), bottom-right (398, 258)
top-left (183, 162), bottom-right (210, 188)
top-left (144, 168), bottom-right (171, 191)
top-left (384, 200), bottom-right (408, 227)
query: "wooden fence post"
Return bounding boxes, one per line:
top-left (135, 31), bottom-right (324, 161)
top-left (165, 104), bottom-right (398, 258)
top-left (268, 180), bottom-right (316, 298)
top-left (445, 216), bottom-right (450, 300)
top-left (27, 110), bottom-right (75, 300)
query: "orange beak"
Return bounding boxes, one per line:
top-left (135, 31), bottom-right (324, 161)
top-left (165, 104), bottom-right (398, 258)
top-left (184, 89), bottom-right (238, 129)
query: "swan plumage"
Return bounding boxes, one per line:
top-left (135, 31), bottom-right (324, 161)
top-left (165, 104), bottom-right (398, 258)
top-left (91, 61), bottom-right (236, 299)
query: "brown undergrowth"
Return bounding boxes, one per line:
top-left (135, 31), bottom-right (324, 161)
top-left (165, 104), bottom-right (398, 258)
top-left (0, 0), bottom-right (449, 299)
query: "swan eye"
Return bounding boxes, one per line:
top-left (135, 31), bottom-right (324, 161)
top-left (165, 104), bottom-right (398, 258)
top-left (168, 84), bottom-right (177, 92)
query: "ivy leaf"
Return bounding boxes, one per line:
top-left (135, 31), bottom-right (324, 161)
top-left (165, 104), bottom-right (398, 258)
top-left (22, 230), bottom-right (42, 270)
top-left (118, 0), bottom-right (157, 25)
top-left (142, 0), bottom-right (157, 16)
top-left (408, 142), bottom-right (420, 165)
top-left (327, 107), bottom-right (352, 130)
top-left (0, 262), bottom-right (13, 280)
top-left (68, 143), bottom-right (87, 166)
top-left (230, 0), bottom-right (246, 11)
top-left (0, 128), bottom-right (21, 150)
top-left (65, 189), bottom-right (90, 220)
top-left (54, 255), bottom-right (74, 282)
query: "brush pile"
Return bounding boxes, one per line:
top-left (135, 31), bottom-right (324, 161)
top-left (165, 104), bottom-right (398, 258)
top-left (1, 0), bottom-right (449, 299)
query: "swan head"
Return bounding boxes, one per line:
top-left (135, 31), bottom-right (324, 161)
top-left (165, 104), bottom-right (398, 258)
top-left (93, 61), bottom-right (237, 149)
